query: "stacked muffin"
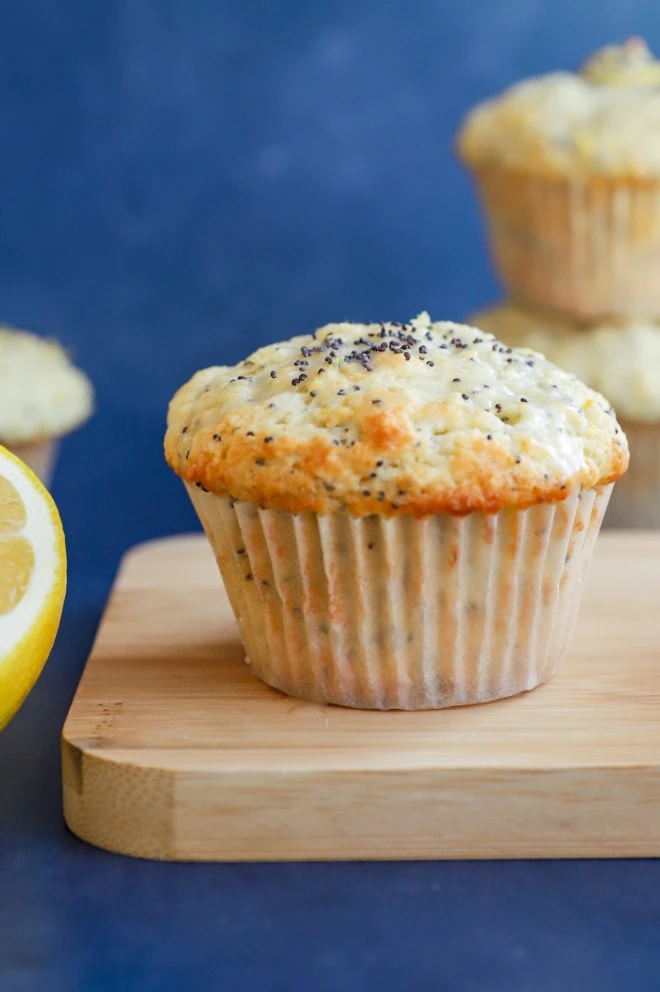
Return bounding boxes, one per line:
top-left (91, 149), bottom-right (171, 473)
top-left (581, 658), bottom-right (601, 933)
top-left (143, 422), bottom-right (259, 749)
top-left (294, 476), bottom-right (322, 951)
top-left (457, 38), bottom-right (660, 527)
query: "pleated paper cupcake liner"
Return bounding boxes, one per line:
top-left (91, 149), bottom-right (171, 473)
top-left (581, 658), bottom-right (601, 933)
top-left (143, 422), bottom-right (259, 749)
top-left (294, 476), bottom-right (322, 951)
top-left (605, 421), bottom-right (660, 528)
top-left (187, 483), bottom-right (612, 710)
top-left (7, 439), bottom-right (60, 487)
top-left (473, 167), bottom-right (660, 320)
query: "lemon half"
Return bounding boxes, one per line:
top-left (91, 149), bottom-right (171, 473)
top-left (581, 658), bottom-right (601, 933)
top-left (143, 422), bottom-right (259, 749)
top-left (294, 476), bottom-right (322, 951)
top-left (0, 446), bottom-right (66, 730)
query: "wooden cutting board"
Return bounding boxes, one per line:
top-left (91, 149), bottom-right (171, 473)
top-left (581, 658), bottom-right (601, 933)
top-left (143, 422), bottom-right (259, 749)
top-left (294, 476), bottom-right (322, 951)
top-left (62, 532), bottom-right (660, 862)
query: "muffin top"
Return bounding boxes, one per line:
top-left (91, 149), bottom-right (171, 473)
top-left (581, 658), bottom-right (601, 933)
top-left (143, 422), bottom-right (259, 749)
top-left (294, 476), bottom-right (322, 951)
top-left (165, 314), bottom-right (627, 516)
top-left (0, 327), bottom-right (93, 445)
top-left (472, 303), bottom-right (660, 424)
top-left (457, 38), bottom-right (660, 178)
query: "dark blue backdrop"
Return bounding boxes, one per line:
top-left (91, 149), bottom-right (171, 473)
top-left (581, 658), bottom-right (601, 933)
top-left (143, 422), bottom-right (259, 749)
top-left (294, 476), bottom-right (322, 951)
top-left (4, 3), bottom-right (660, 990)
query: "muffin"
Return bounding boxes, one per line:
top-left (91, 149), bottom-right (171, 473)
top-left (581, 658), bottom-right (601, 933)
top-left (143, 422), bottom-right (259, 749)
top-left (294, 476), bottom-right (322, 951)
top-left (165, 314), bottom-right (627, 710)
top-left (472, 302), bottom-right (660, 528)
top-left (457, 38), bottom-right (660, 319)
top-left (0, 326), bottom-right (93, 485)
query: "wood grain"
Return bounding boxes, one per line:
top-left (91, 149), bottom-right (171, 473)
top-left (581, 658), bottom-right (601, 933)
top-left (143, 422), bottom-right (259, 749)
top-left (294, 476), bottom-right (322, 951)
top-left (62, 532), bottom-right (660, 861)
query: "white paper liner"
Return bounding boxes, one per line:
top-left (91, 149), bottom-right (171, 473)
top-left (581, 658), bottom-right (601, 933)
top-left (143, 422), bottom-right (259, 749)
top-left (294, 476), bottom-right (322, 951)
top-left (187, 483), bottom-right (612, 709)
top-left (474, 168), bottom-right (660, 319)
top-left (7, 439), bottom-right (59, 487)
top-left (605, 421), bottom-right (660, 529)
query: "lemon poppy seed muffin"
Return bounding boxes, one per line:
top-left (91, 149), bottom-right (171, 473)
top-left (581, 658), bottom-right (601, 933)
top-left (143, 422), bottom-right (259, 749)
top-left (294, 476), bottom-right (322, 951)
top-left (0, 327), bottom-right (93, 484)
top-left (472, 302), bottom-right (660, 528)
top-left (459, 38), bottom-right (660, 179)
top-left (457, 38), bottom-right (660, 318)
top-left (166, 314), bottom-right (627, 710)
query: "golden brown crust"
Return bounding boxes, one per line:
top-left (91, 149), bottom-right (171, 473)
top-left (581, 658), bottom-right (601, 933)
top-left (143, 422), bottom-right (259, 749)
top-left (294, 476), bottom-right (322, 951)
top-left (465, 160), bottom-right (660, 188)
top-left (459, 143), bottom-right (660, 186)
top-left (165, 317), bottom-right (628, 517)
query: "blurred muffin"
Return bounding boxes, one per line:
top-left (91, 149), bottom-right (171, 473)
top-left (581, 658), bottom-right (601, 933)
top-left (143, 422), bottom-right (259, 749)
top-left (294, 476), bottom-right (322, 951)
top-left (457, 38), bottom-right (660, 318)
top-left (0, 326), bottom-right (93, 485)
top-left (165, 314), bottom-right (627, 710)
top-left (472, 302), bottom-right (660, 528)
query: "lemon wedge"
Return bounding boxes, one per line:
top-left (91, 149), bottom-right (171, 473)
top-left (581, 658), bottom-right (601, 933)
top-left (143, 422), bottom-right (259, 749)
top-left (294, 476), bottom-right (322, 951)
top-left (0, 445), bottom-right (66, 730)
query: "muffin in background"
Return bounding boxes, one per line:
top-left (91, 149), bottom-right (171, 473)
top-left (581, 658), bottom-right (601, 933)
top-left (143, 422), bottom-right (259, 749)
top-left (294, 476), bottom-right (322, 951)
top-left (0, 326), bottom-right (93, 486)
top-left (471, 302), bottom-right (660, 528)
top-left (165, 314), bottom-right (627, 710)
top-left (457, 38), bottom-right (660, 319)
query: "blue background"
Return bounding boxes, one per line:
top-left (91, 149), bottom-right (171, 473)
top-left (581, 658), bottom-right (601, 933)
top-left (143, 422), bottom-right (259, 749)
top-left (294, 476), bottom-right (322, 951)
top-left (3, 2), bottom-right (660, 989)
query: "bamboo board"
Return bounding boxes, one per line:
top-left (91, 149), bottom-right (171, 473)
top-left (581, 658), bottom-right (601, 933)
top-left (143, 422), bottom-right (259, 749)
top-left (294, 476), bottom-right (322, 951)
top-left (62, 533), bottom-right (660, 861)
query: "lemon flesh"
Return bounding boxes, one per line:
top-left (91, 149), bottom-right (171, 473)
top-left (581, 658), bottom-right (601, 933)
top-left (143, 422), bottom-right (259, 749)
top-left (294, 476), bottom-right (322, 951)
top-left (0, 447), bottom-right (66, 730)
